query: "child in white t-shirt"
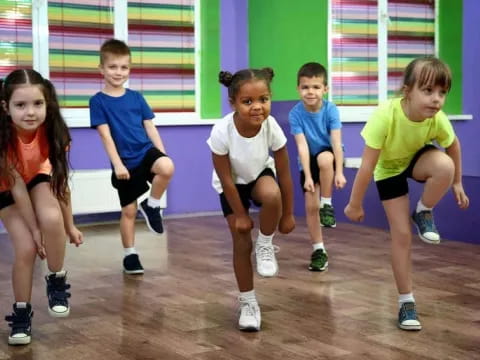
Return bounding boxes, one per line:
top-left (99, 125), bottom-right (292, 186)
top-left (207, 67), bottom-right (295, 332)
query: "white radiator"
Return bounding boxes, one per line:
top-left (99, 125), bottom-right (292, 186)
top-left (69, 169), bottom-right (167, 215)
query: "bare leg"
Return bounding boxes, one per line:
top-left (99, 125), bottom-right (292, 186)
top-left (120, 202), bottom-right (138, 248)
top-left (251, 176), bottom-right (281, 235)
top-left (317, 151), bottom-right (335, 198)
top-left (227, 215), bottom-right (253, 292)
top-left (150, 157), bottom-right (174, 199)
top-left (305, 185), bottom-right (323, 244)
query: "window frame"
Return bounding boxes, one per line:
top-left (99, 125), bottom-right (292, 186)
top-left (30, 0), bottom-right (215, 127)
top-left (327, 0), bottom-right (469, 122)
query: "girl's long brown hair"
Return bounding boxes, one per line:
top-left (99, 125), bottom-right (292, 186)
top-left (0, 69), bottom-right (71, 202)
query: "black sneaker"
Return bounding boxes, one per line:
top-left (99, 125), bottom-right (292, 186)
top-left (309, 248), bottom-right (329, 271)
top-left (320, 204), bottom-right (336, 228)
top-left (139, 199), bottom-right (164, 234)
top-left (5, 303), bottom-right (33, 345)
top-left (123, 254), bottom-right (144, 274)
top-left (45, 271), bottom-right (71, 317)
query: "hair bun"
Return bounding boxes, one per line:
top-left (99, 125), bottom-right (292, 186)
top-left (218, 71), bottom-right (233, 87)
top-left (261, 67), bottom-right (274, 81)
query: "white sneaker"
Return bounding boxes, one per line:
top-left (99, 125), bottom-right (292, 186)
top-left (255, 243), bottom-right (278, 277)
top-left (238, 298), bottom-right (261, 331)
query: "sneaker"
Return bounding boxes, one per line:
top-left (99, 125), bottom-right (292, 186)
top-left (320, 204), bottom-right (336, 228)
top-left (255, 242), bottom-right (278, 277)
top-left (411, 210), bottom-right (440, 244)
top-left (139, 199), bottom-right (164, 234)
top-left (398, 302), bottom-right (422, 331)
top-left (5, 303), bottom-right (33, 345)
top-left (238, 297), bottom-right (261, 331)
top-left (308, 248), bottom-right (329, 271)
top-left (123, 254), bottom-right (144, 275)
top-left (45, 271), bottom-right (71, 317)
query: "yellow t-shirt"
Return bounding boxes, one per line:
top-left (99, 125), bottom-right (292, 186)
top-left (361, 98), bottom-right (455, 181)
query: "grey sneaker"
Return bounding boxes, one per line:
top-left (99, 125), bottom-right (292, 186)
top-left (411, 210), bottom-right (440, 244)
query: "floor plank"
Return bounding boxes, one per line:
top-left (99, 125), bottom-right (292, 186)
top-left (0, 215), bottom-right (479, 359)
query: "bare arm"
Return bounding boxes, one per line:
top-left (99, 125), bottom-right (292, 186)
top-left (293, 133), bottom-right (314, 192)
top-left (212, 153), bottom-right (253, 232)
top-left (331, 129), bottom-right (346, 189)
top-left (144, 120), bottom-right (166, 153)
top-left (344, 146), bottom-right (381, 222)
top-left (445, 137), bottom-right (469, 208)
top-left (96, 124), bottom-right (129, 180)
top-left (273, 146), bottom-right (295, 234)
top-left (10, 171), bottom-right (45, 258)
top-left (59, 187), bottom-right (83, 246)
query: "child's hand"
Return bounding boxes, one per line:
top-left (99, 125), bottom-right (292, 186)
top-left (235, 214), bottom-right (254, 233)
top-left (32, 229), bottom-right (46, 260)
top-left (452, 182), bottom-right (469, 209)
top-left (303, 177), bottom-right (315, 193)
top-left (334, 173), bottom-right (347, 189)
top-left (279, 214), bottom-right (295, 234)
top-left (344, 203), bottom-right (364, 222)
top-left (114, 164), bottom-right (130, 180)
top-left (68, 226), bottom-right (84, 247)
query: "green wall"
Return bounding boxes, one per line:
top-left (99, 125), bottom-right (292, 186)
top-left (200, 0), bottom-right (221, 118)
top-left (438, 0), bottom-right (462, 114)
top-left (248, 0), bottom-right (328, 101)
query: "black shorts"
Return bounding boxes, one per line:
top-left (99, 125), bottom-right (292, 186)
top-left (375, 145), bottom-right (437, 201)
top-left (219, 168), bottom-right (275, 217)
top-left (299, 147), bottom-right (335, 192)
top-left (0, 174), bottom-right (52, 211)
top-left (112, 147), bottom-right (167, 207)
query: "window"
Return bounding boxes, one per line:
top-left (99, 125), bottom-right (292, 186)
top-left (330, 0), bottom-right (436, 106)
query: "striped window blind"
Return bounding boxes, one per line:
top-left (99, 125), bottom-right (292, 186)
top-left (0, 0), bottom-right (33, 78)
top-left (387, 0), bottom-right (435, 97)
top-left (331, 0), bottom-right (378, 105)
top-left (128, 0), bottom-right (195, 112)
top-left (48, 0), bottom-right (114, 108)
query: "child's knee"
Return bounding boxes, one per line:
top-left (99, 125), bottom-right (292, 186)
top-left (317, 152), bottom-right (334, 170)
top-left (260, 187), bottom-right (281, 206)
top-left (39, 208), bottom-right (63, 232)
top-left (15, 243), bottom-right (37, 265)
top-left (436, 155), bottom-right (455, 181)
top-left (121, 204), bottom-right (138, 220)
top-left (153, 157), bottom-right (174, 179)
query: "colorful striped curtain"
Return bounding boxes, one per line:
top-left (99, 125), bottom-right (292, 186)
top-left (387, 0), bottom-right (435, 97)
top-left (0, 0), bottom-right (33, 78)
top-left (48, 0), bottom-right (114, 108)
top-left (331, 0), bottom-right (378, 105)
top-left (128, 0), bottom-right (195, 112)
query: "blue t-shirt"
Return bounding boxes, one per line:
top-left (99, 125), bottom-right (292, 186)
top-left (288, 100), bottom-right (341, 169)
top-left (89, 89), bottom-right (155, 169)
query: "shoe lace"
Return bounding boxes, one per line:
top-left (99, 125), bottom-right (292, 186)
top-left (240, 301), bottom-right (257, 318)
top-left (256, 243), bottom-right (278, 261)
top-left (311, 249), bottom-right (326, 262)
top-left (401, 303), bottom-right (418, 320)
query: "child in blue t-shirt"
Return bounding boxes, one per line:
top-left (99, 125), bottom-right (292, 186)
top-left (288, 62), bottom-right (346, 272)
top-left (89, 39), bottom-right (174, 275)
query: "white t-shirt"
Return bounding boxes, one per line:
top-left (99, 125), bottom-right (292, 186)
top-left (206, 112), bottom-right (287, 194)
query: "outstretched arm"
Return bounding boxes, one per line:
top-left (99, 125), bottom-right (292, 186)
top-left (331, 129), bottom-right (346, 189)
top-left (96, 124), bottom-right (130, 180)
top-left (293, 133), bottom-right (314, 192)
top-left (59, 187), bottom-right (83, 247)
top-left (273, 146), bottom-right (295, 234)
top-left (10, 171), bottom-right (45, 259)
top-left (445, 137), bottom-right (469, 209)
top-left (144, 119), bottom-right (166, 153)
top-left (344, 145), bottom-right (380, 222)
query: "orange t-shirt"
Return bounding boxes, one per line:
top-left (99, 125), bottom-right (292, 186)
top-left (0, 126), bottom-right (52, 192)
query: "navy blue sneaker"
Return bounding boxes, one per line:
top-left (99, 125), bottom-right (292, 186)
top-left (412, 210), bottom-right (440, 244)
top-left (398, 302), bottom-right (422, 331)
top-left (45, 271), bottom-right (71, 317)
top-left (139, 199), bottom-right (164, 234)
top-left (123, 254), bottom-right (144, 275)
top-left (5, 303), bottom-right (33, 345)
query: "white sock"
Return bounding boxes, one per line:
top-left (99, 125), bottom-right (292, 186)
top-left (257, 231), bottom-right (273, 246)
top-left (15, 302), bottom-right (27, 308)
top-left (147, 196), bottom-right (161, 208)
top-left (416, 200), bottom-right (432, 213)
top-left (239, 289), bottom-right (256, 302)
top-left (124, 247), bottom-right (137, 256)
top-left (312, 242), bottom-right (325, 251)
top-left (398, 293), bottom-right (415, 308)
top-left (48, 269), bottom-right (65, 277)
top-left (320, 197), bottom-right (332, 207)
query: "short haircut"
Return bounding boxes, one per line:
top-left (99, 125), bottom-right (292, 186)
top-left (297, 62), bottom-right (328, 85)
top-left (100, 39), bottom-right (131, 64)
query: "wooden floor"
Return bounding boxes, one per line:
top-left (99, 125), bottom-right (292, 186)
top-left (0, 215), bottom-right (479, 360)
